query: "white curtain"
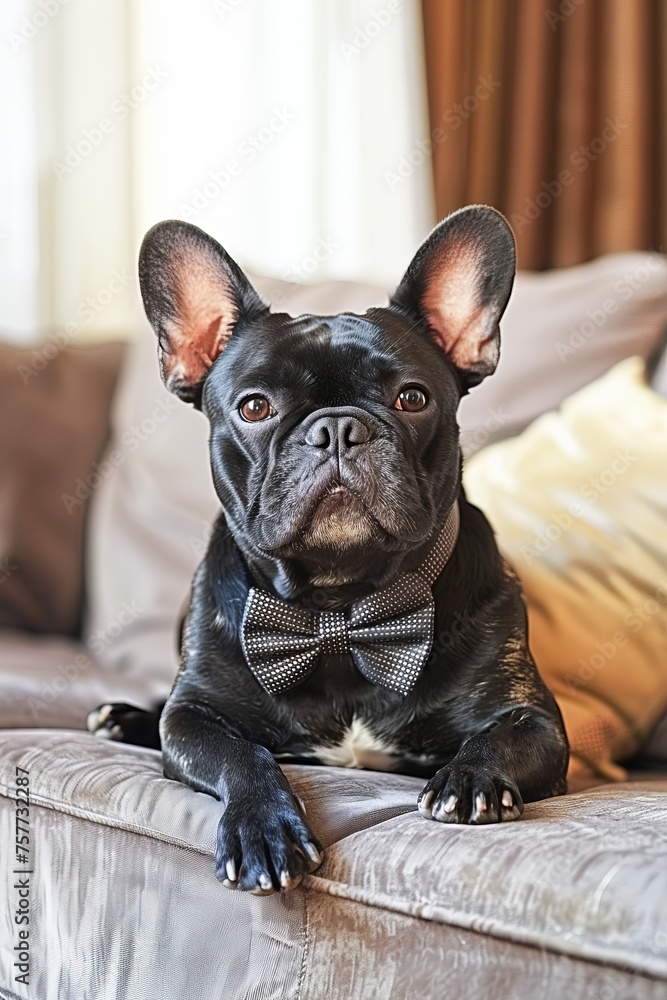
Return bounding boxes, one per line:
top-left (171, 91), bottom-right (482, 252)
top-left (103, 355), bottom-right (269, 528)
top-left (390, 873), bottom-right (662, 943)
top-left (1, 0), bottom-right (434, 344)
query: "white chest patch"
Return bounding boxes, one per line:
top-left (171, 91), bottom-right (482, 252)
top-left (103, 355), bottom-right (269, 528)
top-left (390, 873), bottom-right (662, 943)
top-left (312, 717), bottom-right (399, 771)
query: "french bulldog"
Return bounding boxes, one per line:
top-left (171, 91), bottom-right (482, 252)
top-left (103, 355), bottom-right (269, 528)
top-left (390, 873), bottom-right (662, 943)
top-left (89, 205), bottom-right (569, 895)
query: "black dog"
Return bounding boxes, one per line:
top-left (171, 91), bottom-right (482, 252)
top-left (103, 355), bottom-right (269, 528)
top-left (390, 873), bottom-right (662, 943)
top-left (89, 206), bottom-right (568, 895)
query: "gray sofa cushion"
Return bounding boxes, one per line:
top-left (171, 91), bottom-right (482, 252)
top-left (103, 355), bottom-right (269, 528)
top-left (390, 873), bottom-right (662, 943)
top-left (309, 782), bottom-right (667, 978)
top-left (0, 632), bottom-right (167, 730)
top-left (300, 892), bottom-right (667, 1000)
top-left (1, 729), bottom-right (666, 998)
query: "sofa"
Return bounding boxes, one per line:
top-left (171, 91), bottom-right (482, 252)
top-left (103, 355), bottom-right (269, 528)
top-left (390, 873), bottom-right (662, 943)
top-left (2, 256), bottom-right (667, 999)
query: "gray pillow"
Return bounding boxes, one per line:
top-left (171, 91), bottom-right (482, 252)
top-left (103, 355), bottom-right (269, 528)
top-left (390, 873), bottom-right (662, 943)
top-left (458, 252), bottom-right (667, 454)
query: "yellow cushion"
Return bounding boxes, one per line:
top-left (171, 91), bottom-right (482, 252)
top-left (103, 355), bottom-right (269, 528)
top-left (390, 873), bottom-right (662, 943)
top-left (464, 358), bottom-right (667, 780)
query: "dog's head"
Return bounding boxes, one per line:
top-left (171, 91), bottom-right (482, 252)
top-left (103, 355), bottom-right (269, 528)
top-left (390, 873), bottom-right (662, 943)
top-left (139, 206), bottom-right (515, 597)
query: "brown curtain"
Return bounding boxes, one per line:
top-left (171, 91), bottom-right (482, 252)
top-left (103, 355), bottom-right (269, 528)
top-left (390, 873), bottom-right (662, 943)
top-left (420, 0), bottom-right (667, 269)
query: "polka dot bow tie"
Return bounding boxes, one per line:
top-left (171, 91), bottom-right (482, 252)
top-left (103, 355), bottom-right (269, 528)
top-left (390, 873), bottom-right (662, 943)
top-left (241, 504), bottom-right (460, 697)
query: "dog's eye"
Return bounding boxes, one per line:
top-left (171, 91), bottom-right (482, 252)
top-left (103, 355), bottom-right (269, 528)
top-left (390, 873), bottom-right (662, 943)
top-left (393, 386), bottom-right (428, 412)
top-left (240, 396), bottom-right (275, 422)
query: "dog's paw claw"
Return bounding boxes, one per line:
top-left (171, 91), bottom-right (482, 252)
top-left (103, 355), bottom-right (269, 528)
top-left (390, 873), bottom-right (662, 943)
top-left (253, 873), bottom-right (274, 894)
top-left (419, 764), bottom-right (523, 825)
top-left (279, 870), bottom-right (303, 890)
top-left (215, 796), bottom-right (323, 894)
top-left (303, 841), bottom-right (322, 865)
top-left (417, 789), bottom-right (435, 817)
top-left (500, 788), bottom-right (521, 819)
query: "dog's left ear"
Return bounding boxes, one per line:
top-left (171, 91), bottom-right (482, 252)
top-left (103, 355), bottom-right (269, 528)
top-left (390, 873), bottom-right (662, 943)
top-left (138, 220), bottom-right (268, 407)
top-left (391, 205), bottom-right (516, 391)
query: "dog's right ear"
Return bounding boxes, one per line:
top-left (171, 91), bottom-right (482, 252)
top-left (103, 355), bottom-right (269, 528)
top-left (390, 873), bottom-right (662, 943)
top-left (390, 206), bottom-right (515, 392)
top-left (138, 220), bottom-right (267, 406)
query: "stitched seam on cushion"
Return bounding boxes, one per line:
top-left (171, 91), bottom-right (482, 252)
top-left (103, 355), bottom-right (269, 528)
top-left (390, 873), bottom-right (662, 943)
top-left (0, 778), bottom-right (421, 856)
top-left (2, 789), bottom-right (311, 999)
top-left (0, 786), bottom-right (215, 857)
top-left (299, 875), bottom-right (667, 982)
top-left (295, 884), bottom-right (310, 1000)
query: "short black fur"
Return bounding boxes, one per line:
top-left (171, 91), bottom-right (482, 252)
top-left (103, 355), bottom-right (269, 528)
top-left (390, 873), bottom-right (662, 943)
top-left (90, 206), bottom-right (569, 896)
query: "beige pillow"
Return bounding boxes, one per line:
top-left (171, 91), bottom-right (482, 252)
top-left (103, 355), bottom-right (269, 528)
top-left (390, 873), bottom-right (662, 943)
top-left (464, 358), bottom-right (667, 780)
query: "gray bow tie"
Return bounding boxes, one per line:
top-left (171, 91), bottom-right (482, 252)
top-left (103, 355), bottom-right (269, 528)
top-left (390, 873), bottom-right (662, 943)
top-left (240, 504), bottom-right (460, 696)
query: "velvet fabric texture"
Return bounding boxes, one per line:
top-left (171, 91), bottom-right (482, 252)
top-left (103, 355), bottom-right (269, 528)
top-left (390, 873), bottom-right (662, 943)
top-left (1, 728), bottom-right (666, 998)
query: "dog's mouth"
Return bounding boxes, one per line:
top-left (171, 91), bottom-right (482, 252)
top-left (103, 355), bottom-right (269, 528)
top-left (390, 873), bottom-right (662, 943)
top-left (309, 483), bottom-right (364, 520)
top-left (253, 453), bottom-right (434, 557)
top-left (301, 482), bottom-right (376, 549)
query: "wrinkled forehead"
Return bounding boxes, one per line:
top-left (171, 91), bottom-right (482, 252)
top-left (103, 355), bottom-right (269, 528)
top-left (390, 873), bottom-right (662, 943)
top-left (218, 308), bottom-right (443, 391)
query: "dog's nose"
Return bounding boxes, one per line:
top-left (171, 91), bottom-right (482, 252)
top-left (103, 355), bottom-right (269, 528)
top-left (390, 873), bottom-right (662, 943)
top-left (305, 414), bottom-right (371, 452)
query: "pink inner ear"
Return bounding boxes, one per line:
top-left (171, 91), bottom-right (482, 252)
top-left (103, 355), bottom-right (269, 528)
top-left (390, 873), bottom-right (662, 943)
top-left (421, 248), bottom-right (497, 370)
top-left (161, 253), bottom-right (238, 393)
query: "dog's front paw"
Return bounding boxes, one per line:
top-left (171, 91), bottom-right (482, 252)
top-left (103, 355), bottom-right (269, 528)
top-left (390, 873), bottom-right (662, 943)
top-left (216, 793), bottom-right (323, 895)
top-left (417, 763), bottom-right (523, 825)
top-left (87, 703), bottom-right (131, 741)
top-left (87, 702), bottom-right (161, 748)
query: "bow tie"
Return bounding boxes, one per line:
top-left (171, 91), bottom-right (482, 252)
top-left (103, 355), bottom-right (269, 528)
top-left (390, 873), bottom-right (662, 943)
top-left (240, 504), bottom-right (460, 697)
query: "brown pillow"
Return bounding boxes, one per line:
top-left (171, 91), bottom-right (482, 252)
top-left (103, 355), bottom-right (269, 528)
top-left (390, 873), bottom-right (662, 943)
top-left (0, 340), bottom-right (124, 636)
